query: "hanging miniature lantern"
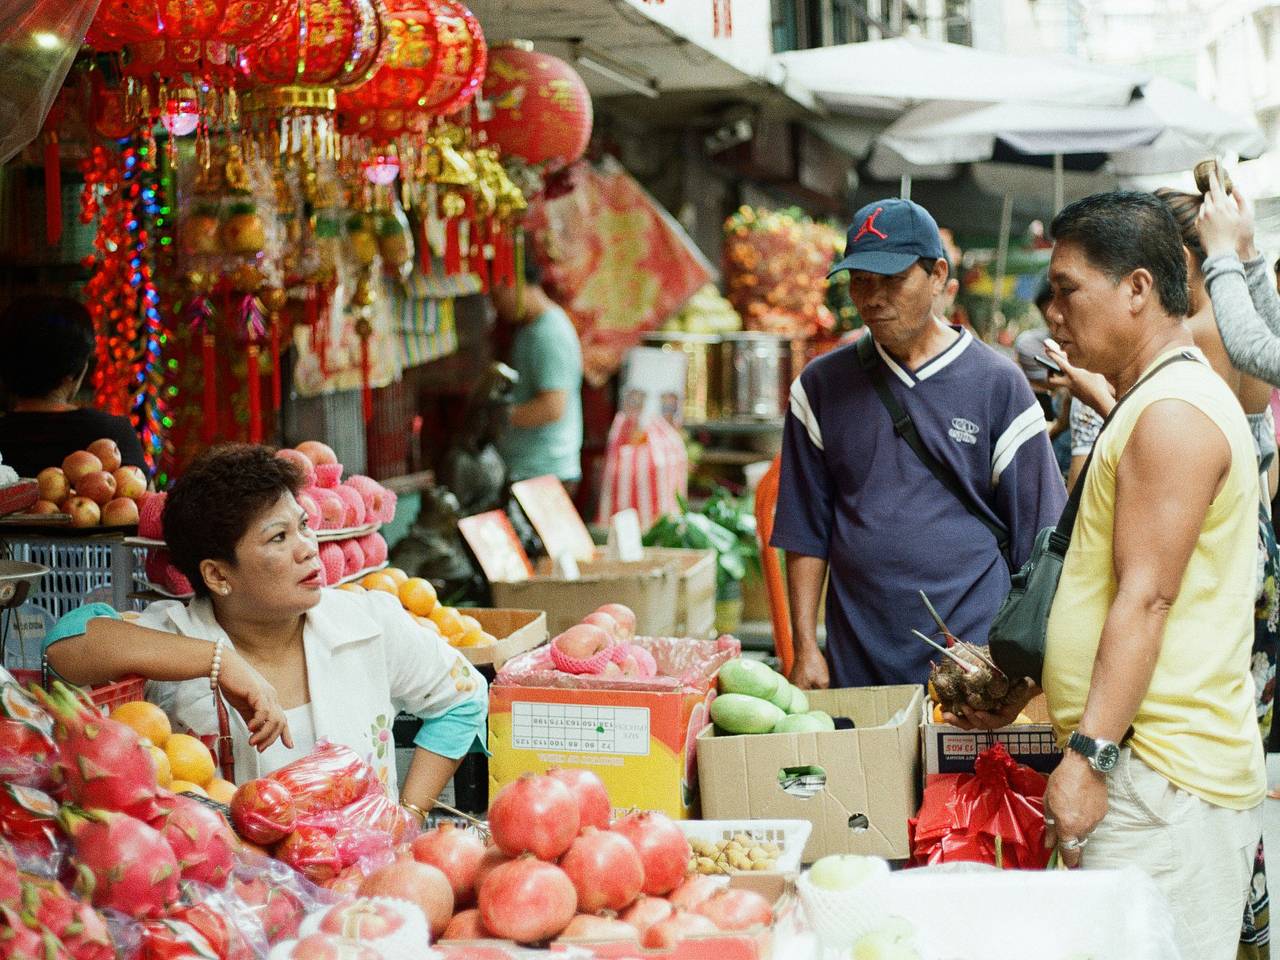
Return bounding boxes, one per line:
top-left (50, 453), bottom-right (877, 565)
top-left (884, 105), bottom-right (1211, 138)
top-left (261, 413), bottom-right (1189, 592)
top-left (237, 0), bottom-right (386, 163)
top-left (480, 42), bottom-right (592, 174)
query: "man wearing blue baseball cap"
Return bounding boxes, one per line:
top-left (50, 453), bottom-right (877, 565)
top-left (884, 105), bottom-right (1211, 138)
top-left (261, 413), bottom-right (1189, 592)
top-left (771, 198), bottom-right (1067, 689)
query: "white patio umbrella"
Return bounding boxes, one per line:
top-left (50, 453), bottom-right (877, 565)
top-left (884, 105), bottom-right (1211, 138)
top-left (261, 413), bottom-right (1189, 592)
top-left (774, 36), bottom-right (1145, 115)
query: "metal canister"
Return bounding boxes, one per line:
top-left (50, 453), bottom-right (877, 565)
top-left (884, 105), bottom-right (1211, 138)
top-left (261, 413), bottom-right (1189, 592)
top-left (641, 332), bottom-right (719, 424)
top-left (717, 332), bottom-right (792, 420)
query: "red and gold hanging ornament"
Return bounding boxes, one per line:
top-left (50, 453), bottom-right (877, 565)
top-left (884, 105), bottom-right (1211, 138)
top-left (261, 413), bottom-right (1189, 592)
top-left (480, 42), bottom-right (592, 177)
top-left (237, 0), bottom-right (387, 165)
top-left (86, 0), bottom-right (292, 158)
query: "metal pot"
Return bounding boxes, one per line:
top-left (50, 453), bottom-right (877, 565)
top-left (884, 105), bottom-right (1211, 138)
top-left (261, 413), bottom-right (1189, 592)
top-left (641, 332), bottom-right (720, 424)
top-left (716, 332), bottom-right (792, 420)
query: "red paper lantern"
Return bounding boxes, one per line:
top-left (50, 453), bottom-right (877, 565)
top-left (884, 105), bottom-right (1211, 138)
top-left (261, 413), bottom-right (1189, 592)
top-left (238, 0), bottom-right (386, 100)
top-left (336, 0), bottom-right (486, 141)
top-left (480, 44), bottom-right (592, 172)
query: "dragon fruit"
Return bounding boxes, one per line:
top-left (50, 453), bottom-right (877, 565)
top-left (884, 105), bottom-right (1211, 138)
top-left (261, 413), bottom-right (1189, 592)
top-left (151, 793), bottom-right (236, 888)
top-left (19, 878), bottom-right (114, 960)
top-left (58, 807), bottom-right (179, 919)
top-left (169, 903), bottom-right (256, 960)
top-left (0, 684), bottom-right (57, 790)
top-left (33, 682), bottom-right (165, 821)
top-left (0, 838), bottom-right (18, 909)
top-left (0, 904), bottom-right (70, 960)
top-left (232, 877), bottom-right (304, 945)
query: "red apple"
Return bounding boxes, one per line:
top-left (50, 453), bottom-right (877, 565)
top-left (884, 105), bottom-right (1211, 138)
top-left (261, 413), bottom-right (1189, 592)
top-left (29, 500), bottom-right (60, 515)
top-left (583, 610), bottom-right (621, 642)
top-left (36, 467), bottom-right (69, 504)
top-left (112, 465), bottom-right (147, 500)
top-left (317, 900), bottom-right (405, 940)
top-left (76, 470), bottom-right (117, 506)
top-left (63, 496), bottom-right (101, 528)
top-left (102, 497), bottom-right (140, 527)
top-left (87, 438), bottom-right (122, 472)
top-left (62, 450), bottom-right (103, 486)
top-left (284, 935), bottom-right (381, 960)
top-left (295, 441), bottom-right (338, 467)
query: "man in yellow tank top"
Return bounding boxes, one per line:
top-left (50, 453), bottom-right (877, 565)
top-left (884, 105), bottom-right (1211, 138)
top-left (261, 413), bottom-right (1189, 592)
top-left (960, 193), bottom-right (1264, 959)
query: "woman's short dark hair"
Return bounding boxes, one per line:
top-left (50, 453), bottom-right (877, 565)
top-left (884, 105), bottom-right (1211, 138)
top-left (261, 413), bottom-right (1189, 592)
top-left (0, 296), bottom-right (95, 399)
top-left (164, 444), bottom-right (304, 597)
top-left (1050, 191), bottom-right (1190, 318)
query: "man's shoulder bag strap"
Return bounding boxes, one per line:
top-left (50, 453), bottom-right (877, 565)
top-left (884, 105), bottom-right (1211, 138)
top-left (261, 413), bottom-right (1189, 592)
top-left (855, 334), bottom-right (1011, 559)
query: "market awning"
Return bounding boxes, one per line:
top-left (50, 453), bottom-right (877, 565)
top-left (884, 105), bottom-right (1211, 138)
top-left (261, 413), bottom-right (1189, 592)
top-left (774, 37), bottom-right (1145, 115)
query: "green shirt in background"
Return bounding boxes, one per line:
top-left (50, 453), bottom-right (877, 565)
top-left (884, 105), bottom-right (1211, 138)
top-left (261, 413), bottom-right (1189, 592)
top-left (500, 304), bottom-right (583, 482)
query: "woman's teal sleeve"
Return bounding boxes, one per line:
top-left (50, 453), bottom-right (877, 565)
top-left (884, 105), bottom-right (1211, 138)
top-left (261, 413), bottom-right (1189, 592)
top-left (42, 603), bottom-right (120, 654)
top-left (412, 695), bottom-right (489, 758)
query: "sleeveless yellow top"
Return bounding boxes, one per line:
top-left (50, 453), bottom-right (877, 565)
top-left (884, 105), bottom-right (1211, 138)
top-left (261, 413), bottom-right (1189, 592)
top-left (1044, 347), bottom-right (1265, 809)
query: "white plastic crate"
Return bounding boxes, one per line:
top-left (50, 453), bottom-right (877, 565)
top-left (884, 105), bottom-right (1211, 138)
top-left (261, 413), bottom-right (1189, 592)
top-left (3, 538), bottom-right (147, 621)
top-left (677, 819), bottom-right (812, 874)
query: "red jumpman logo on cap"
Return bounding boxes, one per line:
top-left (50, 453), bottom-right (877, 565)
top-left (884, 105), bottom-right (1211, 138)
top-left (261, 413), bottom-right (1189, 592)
top-left (852, 207), bottom-right (888, 243)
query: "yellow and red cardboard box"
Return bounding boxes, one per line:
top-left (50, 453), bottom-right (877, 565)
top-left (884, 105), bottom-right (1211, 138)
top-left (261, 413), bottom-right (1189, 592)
top-left (920, 694), bottom-right (1061, 777)
top-left (488, 636), bottom-right (737, 819)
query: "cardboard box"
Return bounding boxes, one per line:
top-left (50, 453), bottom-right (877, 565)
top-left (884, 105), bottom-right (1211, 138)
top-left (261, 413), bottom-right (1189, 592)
top-left (489, 552), bottom-right (684, 636)
top-left (458, 609), bottom-right (547, 671)
top-left (696, 685), bottom-right (924, 862)
top-left (921, 694), bottom-right (1061, 776)
top-left (643, 547), bottom-right (717, 639)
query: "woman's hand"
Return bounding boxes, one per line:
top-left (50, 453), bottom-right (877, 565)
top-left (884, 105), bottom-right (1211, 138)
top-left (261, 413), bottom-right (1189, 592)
top-left (941, 679), bottom-right (1039, 730)
top-left (1045, 341), bottom-right (1116, 417)
top-left (218, 649), bottom-right (293, 751)
top-left (1197, 172), bottom-right (1257, 261)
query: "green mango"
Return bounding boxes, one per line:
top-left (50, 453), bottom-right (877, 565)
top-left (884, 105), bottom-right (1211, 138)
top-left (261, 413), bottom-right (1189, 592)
top-left (717, 658), bottom-right (783, 700)
top-left (788, 686), bottom-right (810, 715)
top-left (806, 710), bottom-right (836, 731)
top-left (710, 693), bottom-right (786, 735)
top-left (772, 712), bottom-right (830, 734)
top-left (768, 677), bottom-right (796, 712)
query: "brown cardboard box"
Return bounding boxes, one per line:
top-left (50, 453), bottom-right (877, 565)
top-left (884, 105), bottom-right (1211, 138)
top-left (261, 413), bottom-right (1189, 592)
top-left (696, 685), bottom-right (923, 862)
top-left (459, 609), bottom-right (547, 671)
top-left (643, 547), bottom-right (716, 638)
top-left (921, 693), bottom-right (1061, 777)
top-left (489, 552), bottom-right (685, 636)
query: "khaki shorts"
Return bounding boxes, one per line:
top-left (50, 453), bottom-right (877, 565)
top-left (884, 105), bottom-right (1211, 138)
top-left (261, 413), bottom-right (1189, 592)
top-left (1081, 748), bottom-right (1262, 960)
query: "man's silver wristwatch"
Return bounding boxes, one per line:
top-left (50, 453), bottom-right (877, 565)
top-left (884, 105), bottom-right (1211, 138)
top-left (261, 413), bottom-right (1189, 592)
top-left (1066, 731), bottom-right (1121, 774)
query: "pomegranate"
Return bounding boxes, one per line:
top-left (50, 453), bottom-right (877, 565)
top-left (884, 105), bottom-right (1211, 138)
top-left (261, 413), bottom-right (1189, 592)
top-left (597, 604), bottom-right (636, 642)
top-left (230, 778), bottom-right (297, 845)
top-left (441, 908), bottom-right (489, 940)
top-left (694, 888), bottom-right (774, 930)
top-left (478, 858), bottom-right (577, 944)
top-left (232, 877), bottom-right (304, 944)
top-left (284, 934), bottom-right (382, 960)
top-left (643, 911), bottom-right (718, 948)
top-left (57, 808), bottom-right (179, 918)
top-left (560, 827), bottom-right (644, 914)
top-left (619, 895), bottom-right (672, 935)
top-left (610, 810), bottom-right (692, 896)
top-left (668, 874), bottom-right (727, 911)
top-left (153, 793), bottom-right (236, 887)
top-left (411, 822), bottom-right (486, 905)
top-left (275, 825), bottom-right (343, 884)
top-left (487, 774), bottom-right (580, 860)
top-left (553, 624), bottom-right (611, 661)
top-left (358, 860), bottom-right (454, 938)
top-left (472, 845), bottom-right (510, 897)
top-left (559, 914), bottom-right (640, 941)
top-left (317, 898), bottom-right (407, 940)
top-left (34, 682), bottom-right (165, 820)
top-left (547, 767), bottom-right (612, 831)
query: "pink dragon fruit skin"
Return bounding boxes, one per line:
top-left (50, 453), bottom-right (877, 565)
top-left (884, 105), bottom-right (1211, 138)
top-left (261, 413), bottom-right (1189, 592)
top-left (58, 808), bottom-right (180, 920)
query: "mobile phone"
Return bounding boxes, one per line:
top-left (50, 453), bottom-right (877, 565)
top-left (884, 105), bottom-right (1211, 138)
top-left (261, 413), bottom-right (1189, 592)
top-left (1034, 355), bottom-right (1061, 375)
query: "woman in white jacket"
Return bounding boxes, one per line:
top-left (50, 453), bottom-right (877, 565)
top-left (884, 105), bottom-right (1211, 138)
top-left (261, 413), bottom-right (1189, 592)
top-left (45, 444), bottom-right (487, 816)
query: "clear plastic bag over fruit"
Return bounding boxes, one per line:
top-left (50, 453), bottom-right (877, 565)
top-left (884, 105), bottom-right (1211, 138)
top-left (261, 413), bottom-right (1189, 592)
top-left (228, 851), bottom-right (335, 947)
top-left (266, 741), bottom-right (381, 817)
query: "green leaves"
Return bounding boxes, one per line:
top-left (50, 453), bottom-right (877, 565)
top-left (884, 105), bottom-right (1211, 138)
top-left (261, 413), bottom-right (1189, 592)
top-left (643, 486), bottom-right (761, 591)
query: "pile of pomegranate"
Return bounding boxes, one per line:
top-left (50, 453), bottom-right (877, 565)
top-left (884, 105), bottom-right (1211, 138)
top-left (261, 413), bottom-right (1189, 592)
top-left (30, 438), bottom-right (150, 528)
top-left (548, 604), bottom-right (658, 679)
top-left (433, 770), bottom-right (775, 949)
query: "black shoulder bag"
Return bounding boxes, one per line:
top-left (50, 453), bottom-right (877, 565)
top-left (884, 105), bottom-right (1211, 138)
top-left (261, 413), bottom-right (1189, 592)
top-left (987, 350), bottom-right (1198, 685)
top-left (856, 334), bottom-right (1011, 561)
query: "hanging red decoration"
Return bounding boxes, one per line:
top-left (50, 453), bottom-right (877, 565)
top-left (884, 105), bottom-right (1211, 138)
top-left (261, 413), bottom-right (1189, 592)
top-left (336, 0), bottom-right (486, 142)
top-left (238, 0), bottom-right (385, 97)
top-left (480, 43), bottom-right (592, 173)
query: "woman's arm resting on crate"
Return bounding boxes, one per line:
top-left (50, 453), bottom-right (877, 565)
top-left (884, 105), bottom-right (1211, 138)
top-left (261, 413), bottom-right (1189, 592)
top-left (46, 616), bottom-right (292, 750)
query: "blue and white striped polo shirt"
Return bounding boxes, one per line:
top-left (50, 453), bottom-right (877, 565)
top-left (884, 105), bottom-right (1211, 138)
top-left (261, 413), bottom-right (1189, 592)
top-left (772, 324), bottom-right (1067, 688)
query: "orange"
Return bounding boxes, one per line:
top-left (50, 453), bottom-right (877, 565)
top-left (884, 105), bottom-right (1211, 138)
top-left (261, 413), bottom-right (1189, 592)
top-left (429, 605), bottom-right (465, 638)
top-left (456, 614), bottom-right (482, 635)
top-left (144, 742), bottom-right (172, 788)
top-left (398, 577), bottom-right (438, 617)
top-left (205, 778), bottom-right (237, 804)
top-left (361, 572), bottom-right (399, 594)
top-left (338, 582), bottom-right (366, 593)
top-left (383, 567), bottom-right (409, 586)
top-left (170, 780), bottom-right (208, 798)
top-left (110, 701), bottom-right (171, 747)
top-left (165, 733), bottom-right (216, 787)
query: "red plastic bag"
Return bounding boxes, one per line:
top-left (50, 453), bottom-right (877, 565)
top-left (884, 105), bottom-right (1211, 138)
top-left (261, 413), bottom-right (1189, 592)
top-left (277, 792), bottom-right (415, 886)
top-left (266, 741), bottom-right (380, 817)
top-left (908, 743), bottom-right (1051, 870)
top-left (596, 412), bottom-right (688, 528)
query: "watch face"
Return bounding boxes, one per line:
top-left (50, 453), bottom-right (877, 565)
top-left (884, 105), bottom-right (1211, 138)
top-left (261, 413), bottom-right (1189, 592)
top-left (1095, 742), bottom-right (1120, 772)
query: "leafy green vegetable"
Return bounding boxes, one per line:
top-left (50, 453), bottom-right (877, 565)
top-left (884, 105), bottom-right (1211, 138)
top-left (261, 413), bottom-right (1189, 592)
top-left (643, 487), bottom-right (760, 592)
